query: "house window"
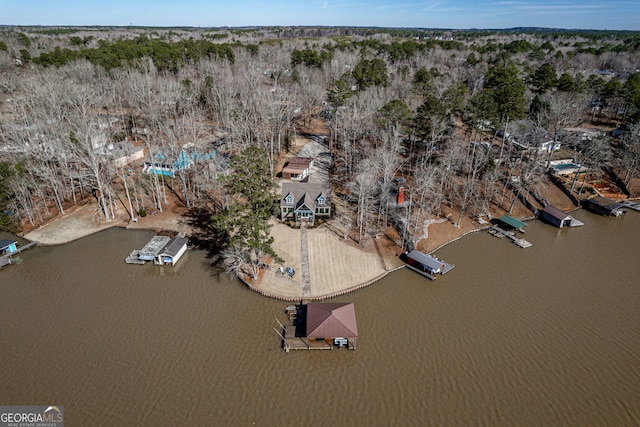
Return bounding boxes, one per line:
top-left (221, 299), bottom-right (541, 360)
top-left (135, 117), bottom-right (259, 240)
top-left (317, 195), bottom-right (325, 205)
top-left (285, 194), bottom-right (294, 204)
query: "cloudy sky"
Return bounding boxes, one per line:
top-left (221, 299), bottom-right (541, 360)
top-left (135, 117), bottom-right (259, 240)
top-left (2, 0), bottom-right (639, 30)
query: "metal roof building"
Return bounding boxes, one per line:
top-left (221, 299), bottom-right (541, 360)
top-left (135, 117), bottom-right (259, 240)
top-left (155, 236), bottom-right (188, 266)
top-left (306, 303), bottom-right (358, 339)
top-left (539, 205), bottom-right (584, 228)
top-left (583, 196), bottom-right (625, 217)
top-left (497, 215), bottom-right (527, 231)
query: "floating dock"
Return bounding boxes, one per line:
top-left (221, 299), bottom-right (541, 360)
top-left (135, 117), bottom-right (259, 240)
top-left (489, 225), bottom-right (532, 248)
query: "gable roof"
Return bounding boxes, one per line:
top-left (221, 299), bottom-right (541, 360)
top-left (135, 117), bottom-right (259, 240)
top-left (306, 303), bottom-right (358, 339)
top-left (541, 205), bottom-right (571, 221)
top-left (288, 157), bottom-right (313, 167)
top-left (158, 236), bottom-right (188, 257)
top-left (282, 157), bottom-right (313, 175)
top-left (296, 192), bottom-right (316, 211)
top-left (281, 183), bottom-right (330, 209)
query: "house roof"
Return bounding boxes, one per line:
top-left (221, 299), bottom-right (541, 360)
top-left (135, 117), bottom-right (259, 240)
top-left (586, 196), bottom-right (624, 211)
top-left (111, 140), bottom-right (144, 157)
top-left (287, 157), bottom-right (313, 167)
top-left (282, 157), bottom-right (313, 175)
top-left (306, 303), bottom-right (358, 339)
top-left (158, 236), bottom-right (188, 257)
top-left (498, 215), bottom-right (527, 229)
top-left (0, 239), bottom-right (17, 250)
top-left (541, 205), bottom-right (571, 221)
top-left (282, 165), bottom-right (308, 174)
top-left (281, 183), bottom-right (330, 208)
top-left (296, 192), bottom-right (315, 211)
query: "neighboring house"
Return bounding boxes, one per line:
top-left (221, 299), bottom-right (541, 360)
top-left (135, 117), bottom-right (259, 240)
top-left (539, 140), bottom-right (561, 153)
top-left (144, 149), bottom-right (216, 177)
top-left (143, 151), bottom-right (190, 178)
top-left (281, 183), bottom-right (331, 223)
top-left (0, 239), bottom-right (18, 255)
top-left (282, 157), bottom-right (314, 181)
top-left (112, 141), bottom-right (145, 168)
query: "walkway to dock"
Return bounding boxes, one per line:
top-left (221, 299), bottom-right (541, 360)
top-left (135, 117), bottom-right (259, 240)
top-left (300, 222), bottom-right (311, 297)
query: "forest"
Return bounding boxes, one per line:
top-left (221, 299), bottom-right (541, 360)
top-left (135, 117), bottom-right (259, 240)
top-left (1, 26), bottom-right (639, 272)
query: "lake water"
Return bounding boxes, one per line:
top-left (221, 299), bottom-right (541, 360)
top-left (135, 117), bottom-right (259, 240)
top-left (1, 209), bottom-right (639, 426)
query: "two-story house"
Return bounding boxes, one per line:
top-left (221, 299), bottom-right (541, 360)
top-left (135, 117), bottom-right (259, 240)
top-left (281, 183), bottom-right (331, 223)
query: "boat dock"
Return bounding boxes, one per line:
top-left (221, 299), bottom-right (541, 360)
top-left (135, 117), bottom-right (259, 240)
top-left (282, 325), bottom-right (334, 352)
top-left (621, 200), bottom-right (640, 212)
top-left (0, 241), bottom-right (38, 269)
top-left (404, 250), bottom-right (455, 280)
top-left (278, 303), bottom-right (358, 352)
top-left (488, 225), bottom-right (532, 248)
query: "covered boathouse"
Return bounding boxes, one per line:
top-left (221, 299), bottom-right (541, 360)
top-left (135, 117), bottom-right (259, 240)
top-left (497, 215), bottom-right (527, 232)
top-left (582, 196), bottom-right (626, 217)
top-left (282, 302), bottom-right (358, 352)
top-left (125, 235), bottom-right (188, 265)
top-left (154, 236), bottom-right (188, 265)
top-left (0, 239), bottom-right (17, 255)
top-left (538, 205), bottom-right (584, 228)
top-left (404, 250), bottom-right (455, 280)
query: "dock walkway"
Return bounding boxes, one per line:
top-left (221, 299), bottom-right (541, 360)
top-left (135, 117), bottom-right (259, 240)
top-left (622, 200), bottom-right (640, 212)
top-left (300, 222), bottom-right (311, 297)
top-left (282, 325), bottom-right (333, 352)
top-left (0, 241), bottom-right (38, 269)
top-left (489, 225), bottom-right (532, 248)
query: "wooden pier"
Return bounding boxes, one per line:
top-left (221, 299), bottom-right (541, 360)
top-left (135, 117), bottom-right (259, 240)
top-left (0, 241), bottom-right (38, 269)
top-left (621, 200), bottom-right (640, 212)
top-left (488, 225), bottom-right (532, 248)
top-left (282, 325), bottom-right (334, 352)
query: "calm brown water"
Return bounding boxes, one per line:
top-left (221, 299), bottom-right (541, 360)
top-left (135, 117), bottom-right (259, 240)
top-left (1, 209), bottom-right (639, 426)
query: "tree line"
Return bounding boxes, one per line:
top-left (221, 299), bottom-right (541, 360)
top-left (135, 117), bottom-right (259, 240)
top-left (1, 26), bottom-right (639, 276)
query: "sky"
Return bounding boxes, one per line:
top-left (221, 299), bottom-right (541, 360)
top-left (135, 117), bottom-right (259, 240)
top-left (1, 0), bottom-right (639, 31)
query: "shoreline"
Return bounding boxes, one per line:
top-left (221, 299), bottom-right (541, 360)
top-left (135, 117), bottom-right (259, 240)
top-left (14, 199), bottom-right (466, 300)
top-left (14, 199), bottom-right (549, 301)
